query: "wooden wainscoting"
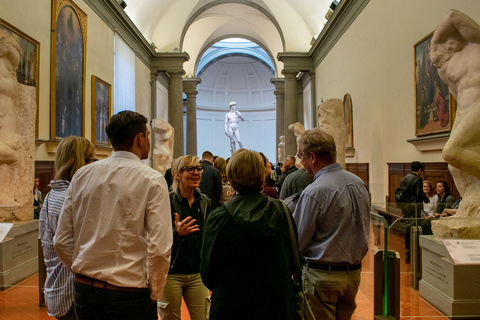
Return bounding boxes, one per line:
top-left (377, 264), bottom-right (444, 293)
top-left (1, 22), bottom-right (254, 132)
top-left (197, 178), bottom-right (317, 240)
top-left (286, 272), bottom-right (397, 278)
top-left (387, 162), bottom-right (460, 203)
top-left (345, 163), bottom-right (369, 188)
top-left (35, 161), bottom-right (55, 195)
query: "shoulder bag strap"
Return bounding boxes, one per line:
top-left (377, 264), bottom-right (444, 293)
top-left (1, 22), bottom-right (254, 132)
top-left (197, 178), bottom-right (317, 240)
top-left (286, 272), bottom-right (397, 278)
top-left (282, 203), bottom-right (302, 283)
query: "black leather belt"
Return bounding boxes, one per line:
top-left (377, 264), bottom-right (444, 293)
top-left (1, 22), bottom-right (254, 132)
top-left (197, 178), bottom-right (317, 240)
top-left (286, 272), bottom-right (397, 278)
top-left (304, 261), bottom-right (362, 272)
top-left (75, 274), bottom-right (146, 293)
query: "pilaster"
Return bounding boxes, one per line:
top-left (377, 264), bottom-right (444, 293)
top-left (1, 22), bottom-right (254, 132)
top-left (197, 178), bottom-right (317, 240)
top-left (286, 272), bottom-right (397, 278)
top-left (183, 78), bottom-right (201, 156)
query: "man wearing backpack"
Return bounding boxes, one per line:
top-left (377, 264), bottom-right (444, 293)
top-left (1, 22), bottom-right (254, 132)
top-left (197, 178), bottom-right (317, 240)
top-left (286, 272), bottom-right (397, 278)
top-left (397, 161), bottom-right (428, 263)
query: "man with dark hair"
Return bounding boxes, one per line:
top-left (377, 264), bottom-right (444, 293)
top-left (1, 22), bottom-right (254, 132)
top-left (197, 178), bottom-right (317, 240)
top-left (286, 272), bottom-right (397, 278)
top-left (275, 155), bottom-right (298, 193)
top-left (55, 111), bottom-right (172, 320)
top-left (398, 161), bottom-right (428, 263)
top-left (293, 128), bottom-right (370, 320)
top-left (199, 150), bottom-right (222, 210)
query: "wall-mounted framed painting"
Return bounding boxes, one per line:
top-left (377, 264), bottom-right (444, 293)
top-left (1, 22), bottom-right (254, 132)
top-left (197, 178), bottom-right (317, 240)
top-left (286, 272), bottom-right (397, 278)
top-left (91, 75), bottom-right (111, 147)
top-left (50, 0), bottom-right (87, 139)
top-left (414, 31), bottom-right (454, 136)
top-left (343, 93), bottom-right (353, 148)
top-left (0, 19), bottom-right (40, 137)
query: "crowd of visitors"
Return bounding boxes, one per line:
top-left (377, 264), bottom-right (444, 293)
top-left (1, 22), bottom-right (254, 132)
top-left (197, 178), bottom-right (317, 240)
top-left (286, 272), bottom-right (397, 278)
top-left (44, 110), bottom-right (469, 320)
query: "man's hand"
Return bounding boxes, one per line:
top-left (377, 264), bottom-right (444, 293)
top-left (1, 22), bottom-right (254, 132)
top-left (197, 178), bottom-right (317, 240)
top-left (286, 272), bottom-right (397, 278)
top-left (174, 213), bottom-right (200, 236)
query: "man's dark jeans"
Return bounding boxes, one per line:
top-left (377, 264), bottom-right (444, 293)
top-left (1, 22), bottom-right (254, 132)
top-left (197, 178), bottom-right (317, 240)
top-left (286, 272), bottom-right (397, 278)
top-left (74, 282), bottom-right (157, 320)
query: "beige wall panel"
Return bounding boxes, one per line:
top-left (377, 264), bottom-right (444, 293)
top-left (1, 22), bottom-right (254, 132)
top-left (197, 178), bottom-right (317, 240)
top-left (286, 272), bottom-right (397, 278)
top-left (0, 0), bottom-right (52, 140)
top-left (135, 56), bottom-right (151, 118)
top-left (314, 0), bottom-right (480, 204)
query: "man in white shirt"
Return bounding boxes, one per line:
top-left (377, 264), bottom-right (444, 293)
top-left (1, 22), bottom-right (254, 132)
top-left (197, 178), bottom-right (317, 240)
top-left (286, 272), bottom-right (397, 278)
top-left (55, 111), bottom-right (172, 320)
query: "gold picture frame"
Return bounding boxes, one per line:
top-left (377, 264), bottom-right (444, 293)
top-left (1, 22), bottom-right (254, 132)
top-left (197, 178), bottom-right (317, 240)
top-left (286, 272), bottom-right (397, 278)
top-left (50, 0), bottom-right (87, 139)
top-left (91, 75), bottom-right (111, 147)
top-left (0, 19), bottom-right (40, 137)
top-left (343, 93), bottom-right (353, 148)
top-left (414, 31), bottom-right (454, 136)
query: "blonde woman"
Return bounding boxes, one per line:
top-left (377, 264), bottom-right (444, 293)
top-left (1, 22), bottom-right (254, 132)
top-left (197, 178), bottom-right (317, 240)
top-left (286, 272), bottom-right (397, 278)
top-left (422, 180), bottom-right (438, 216)
top-left (39, 136), bottom-right (96, 319)
top-left (158, 155), bottom-right (211, 320)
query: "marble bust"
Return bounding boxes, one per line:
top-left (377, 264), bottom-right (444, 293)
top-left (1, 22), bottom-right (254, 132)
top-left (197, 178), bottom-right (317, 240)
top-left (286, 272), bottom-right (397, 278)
top-left (152, 118), bottom-right (174, 175)
top-left (318, 99), bottom-right (347, 168)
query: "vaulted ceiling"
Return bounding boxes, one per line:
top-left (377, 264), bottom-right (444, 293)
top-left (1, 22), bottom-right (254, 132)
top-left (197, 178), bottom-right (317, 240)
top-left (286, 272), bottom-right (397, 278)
top-left (123, 0), bottom-right (335, 75)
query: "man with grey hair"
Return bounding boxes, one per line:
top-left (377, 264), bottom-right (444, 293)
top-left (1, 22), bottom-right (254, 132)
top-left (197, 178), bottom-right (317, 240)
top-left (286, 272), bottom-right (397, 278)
top-left (293, 128), bottom-right (370, 320)
top-left (224, 101), bottom-right (244, 153)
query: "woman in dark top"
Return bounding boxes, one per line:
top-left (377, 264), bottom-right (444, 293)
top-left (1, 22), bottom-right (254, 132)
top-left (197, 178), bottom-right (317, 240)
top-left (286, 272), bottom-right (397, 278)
top-left (435, 181), bottom-right (455, 214)
top-left (259, 152), bottom-right (279, 199)
top-left (201, 149), bottom-right (296, 320)
top-left (158, 155), bottom-right (211, 320)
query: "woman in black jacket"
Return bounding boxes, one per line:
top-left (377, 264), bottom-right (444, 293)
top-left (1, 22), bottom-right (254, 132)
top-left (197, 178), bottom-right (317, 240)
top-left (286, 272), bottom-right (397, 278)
top-left (158, 155), bottom-right (211, 320)
top-left (201, 149), bottom-right (296, 320)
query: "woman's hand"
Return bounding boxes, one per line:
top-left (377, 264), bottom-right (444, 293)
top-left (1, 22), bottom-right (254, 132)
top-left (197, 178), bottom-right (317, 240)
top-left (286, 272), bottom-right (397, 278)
top-left (174, 213), bottom-right (200, 236)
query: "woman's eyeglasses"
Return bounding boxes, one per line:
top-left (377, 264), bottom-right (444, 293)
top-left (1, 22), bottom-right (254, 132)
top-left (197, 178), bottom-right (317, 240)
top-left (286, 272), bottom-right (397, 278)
top-left (181, 166), bottom-right (204, 174)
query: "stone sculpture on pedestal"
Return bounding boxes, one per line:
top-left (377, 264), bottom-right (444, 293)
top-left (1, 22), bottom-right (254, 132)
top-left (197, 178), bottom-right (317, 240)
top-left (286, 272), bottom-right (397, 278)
top-left (318, 99), bottom-right (347, 168)
top-left (288, 122), bottom-right (305, 169)
top-left (430, 9), bottom-right (480, 238)
top-left (277, 135), bottom-right (285, 164)
top-left (152, 118), bottom-right (174, 175)
top-left (0, 30), bottom-right (36, 222)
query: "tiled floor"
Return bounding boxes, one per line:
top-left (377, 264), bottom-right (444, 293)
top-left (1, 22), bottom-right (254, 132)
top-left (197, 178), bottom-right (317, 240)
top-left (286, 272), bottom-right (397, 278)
top-left (0, 227), bottom-right (449, 320)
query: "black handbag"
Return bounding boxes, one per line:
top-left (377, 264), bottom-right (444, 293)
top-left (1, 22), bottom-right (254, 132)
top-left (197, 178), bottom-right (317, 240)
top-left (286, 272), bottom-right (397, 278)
top-left (282, 204), bottom-right (316, 320)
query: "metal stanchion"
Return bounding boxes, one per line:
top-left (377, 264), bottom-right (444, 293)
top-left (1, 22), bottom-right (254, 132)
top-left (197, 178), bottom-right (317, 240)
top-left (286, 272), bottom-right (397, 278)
top-left (410, 225), bottom-right (423, 290)
top-left (374, 250), bottom-right (400, 320)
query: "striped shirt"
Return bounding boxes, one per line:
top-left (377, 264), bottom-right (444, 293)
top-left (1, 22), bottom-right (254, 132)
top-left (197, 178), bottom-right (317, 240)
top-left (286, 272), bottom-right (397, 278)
top-left (39, 180), bottom-right (74, 317)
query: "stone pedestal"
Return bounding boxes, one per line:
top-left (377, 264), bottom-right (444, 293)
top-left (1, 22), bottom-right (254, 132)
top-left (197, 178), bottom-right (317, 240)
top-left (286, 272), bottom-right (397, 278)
top-left (0, 220), bottom-right (38, 290)
top-left (419, 235), bottom-right (480, 319)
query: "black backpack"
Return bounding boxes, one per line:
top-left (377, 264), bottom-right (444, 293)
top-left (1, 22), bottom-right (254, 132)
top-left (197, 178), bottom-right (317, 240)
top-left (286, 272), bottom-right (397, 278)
top-left (395, 175), bottom-right (420, 203)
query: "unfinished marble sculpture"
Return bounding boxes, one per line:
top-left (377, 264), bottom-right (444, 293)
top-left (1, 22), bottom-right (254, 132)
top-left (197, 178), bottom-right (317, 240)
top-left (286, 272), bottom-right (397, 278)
top-left (152, 118), bottom-right (174, 175)
top-left (318, 98), bottom-right (347, 168)
top-left (0, 30), bottom-right (36, 222)
top-left (277, 135), bottom-right (285, 164)
top-left (431, 9), bottom-right (480, 238)
top-left (288, 122), bottom-right (305, 169)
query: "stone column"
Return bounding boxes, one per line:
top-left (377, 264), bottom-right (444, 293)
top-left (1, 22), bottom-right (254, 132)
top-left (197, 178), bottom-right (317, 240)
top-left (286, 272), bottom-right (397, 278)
top-left (183, 78), bottom-right (201, 156)
top-left (283, 71), bottom-right (298, 157)
top-left (168, 71), bottom-right (185, 158)
top-left (151, 52), bottom-right (190, 158)
top-left (149, 71), bottom-right (158, 165)
top-left (310, 72), bottom-right (317, 128)
top-left (271, 78), bottom-right (285, 145)
top-left (297, 80), bottom-right (304, 127)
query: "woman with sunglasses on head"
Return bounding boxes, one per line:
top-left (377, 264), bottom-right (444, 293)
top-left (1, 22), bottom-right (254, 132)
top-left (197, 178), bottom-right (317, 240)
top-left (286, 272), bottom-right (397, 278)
top-left (39, 136), bottom-right (97, 320)
top-left (158, 155), bottom-right (211, 320)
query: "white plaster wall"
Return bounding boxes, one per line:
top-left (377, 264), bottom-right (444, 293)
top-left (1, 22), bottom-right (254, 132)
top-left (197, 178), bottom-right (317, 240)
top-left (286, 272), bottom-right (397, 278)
top-left (155, 81), bottom-right (169, 120)
top-left (303, 82), bottom-right (312, 130)
top-left (2, 0), bottom-right (154, 161)
top-left (314, 0), bottom-right (480, 204)
top-left (197, 109), bottom-right (276, 161)
top-left (135, 57), bottom-right (151, 118)
top-left (0, 0), bottom-right (53, 143)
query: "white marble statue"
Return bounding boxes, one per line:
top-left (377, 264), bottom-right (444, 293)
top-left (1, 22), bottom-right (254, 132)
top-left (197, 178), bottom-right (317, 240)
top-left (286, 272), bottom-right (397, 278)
top-left (152, 118), bottom-right (174, 175)
top-left (288, 122), bottom-right (305, 169)
top-left (224, 101), bottom-right (244, 154)
top-left (430, 9), bottom-right (480, 238)
top-left (277, 135), bottom-right (285, 164)
top-left (318, 99), bottom-right (347, 168)
top-left (0, 30), bottom-right (36, 222)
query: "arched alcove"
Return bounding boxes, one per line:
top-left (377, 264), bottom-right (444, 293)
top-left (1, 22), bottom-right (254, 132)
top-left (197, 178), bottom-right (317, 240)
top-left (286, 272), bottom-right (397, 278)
top-left (196, 39), bottom-right (276, 161)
